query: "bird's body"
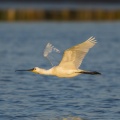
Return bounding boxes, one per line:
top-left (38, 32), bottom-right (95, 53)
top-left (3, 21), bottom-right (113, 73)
top-left (37, 66), bottom-right (81, 78)
top-left (16, 37), bottom-right (101, 77)
top-left (52, 66), bottom-right (80, 78)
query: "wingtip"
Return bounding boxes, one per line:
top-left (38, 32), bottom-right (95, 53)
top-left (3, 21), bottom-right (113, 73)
top-left (88, 36), bottom-right (97, 43)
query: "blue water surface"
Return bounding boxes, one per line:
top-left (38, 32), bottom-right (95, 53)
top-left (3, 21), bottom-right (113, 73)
top-left (0, 22), bottom-right (120, 120)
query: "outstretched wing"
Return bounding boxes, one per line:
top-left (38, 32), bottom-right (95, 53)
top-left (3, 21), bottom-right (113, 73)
top-left (58, 36), bottom-right (97, 69)
top-left (43, 43), bottom-right (60, 66)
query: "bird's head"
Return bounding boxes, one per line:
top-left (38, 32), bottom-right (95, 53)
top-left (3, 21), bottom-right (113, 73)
top-left (29, 67), bottom-right (41, 74)
top-left (15, 67), bottom-right (42, 74)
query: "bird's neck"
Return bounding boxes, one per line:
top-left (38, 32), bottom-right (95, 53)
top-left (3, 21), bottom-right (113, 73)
top-left (38, 68), bottom-right (53, 75)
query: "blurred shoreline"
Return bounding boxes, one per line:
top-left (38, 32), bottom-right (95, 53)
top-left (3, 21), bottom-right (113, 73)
top-left (0, 3), bottom-right (120, 21)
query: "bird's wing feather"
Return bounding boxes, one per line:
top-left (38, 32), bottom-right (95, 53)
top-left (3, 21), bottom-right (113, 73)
top-left (43, 43), bottom-right (60, 57)
top-left (43, 43), bottom-right (60, 66)
top-left (58, 36), bottom-right (97, 69)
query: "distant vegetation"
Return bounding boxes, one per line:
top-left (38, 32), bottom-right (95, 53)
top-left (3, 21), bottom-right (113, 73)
top-left (0, 9), bottom-right (120, 21)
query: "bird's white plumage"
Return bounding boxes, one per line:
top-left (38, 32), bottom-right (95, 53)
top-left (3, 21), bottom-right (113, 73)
top-left (16, 36), bottom-right (101, 78)
top-left (58, 36), bottom-right (96, 69)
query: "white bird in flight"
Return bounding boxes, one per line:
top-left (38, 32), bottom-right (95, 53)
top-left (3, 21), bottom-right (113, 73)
top-left (16, 36), bottom-right (101, 78)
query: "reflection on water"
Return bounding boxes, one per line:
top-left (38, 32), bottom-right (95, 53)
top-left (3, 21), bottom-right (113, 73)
top-left (0, 22), bottom-right (120, 120)
top-left (62, 116), bottom-right (85, 120)
top-left (35, 116), bottom-right (86, 120)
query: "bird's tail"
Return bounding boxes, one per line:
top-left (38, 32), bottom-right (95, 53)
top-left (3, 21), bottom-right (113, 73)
top-left (79, 70), bottom-right (101, 75)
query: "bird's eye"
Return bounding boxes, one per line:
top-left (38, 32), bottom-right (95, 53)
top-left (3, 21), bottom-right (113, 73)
top-left (34, 68), bottom-right (36, 70)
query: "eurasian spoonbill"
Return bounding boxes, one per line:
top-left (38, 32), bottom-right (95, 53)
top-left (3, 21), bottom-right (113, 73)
top-left (16, 36), bottom-right (101, 78)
